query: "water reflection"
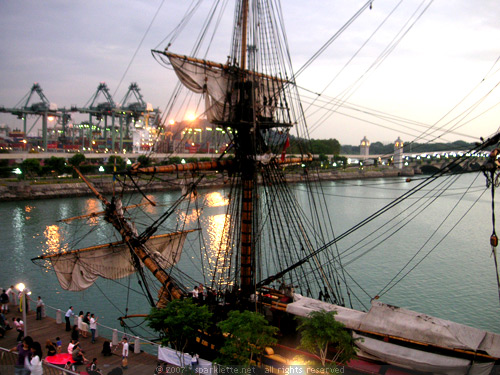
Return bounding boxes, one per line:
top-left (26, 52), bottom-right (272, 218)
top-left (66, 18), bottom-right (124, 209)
top-left (43, 225), bottom-right (68, 255)
top-left (179, 208), bottom-right (201, 226)
top-left (205, 192), bottom-right (229, 207)
top-left (83, 198), bottom-right (102, 226)
top-left (25, 205), bottom-right (34, 220)
top-left (205, 213), bottom-right (232, 287)
top-left (141, 196), bottom-right (157, 215)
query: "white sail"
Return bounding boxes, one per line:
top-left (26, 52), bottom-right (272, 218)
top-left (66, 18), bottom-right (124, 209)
top-left (45, 232), bottom-right (189, 291)
top-left (167, 53), bottom-right (285, 123)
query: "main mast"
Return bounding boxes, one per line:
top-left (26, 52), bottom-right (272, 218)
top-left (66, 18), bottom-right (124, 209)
top-left (151, 0), bottom-right (306, 301)
top-left (238, 0), bottom-right (256, 296)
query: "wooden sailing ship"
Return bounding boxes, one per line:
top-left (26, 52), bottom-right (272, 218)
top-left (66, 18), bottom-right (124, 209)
top-left (33, 1), bottom-right (500, 374)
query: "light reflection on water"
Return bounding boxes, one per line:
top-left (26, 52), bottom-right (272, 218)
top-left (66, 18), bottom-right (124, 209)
top-left (0, 174), bottom-right (499, 337)
top-left (206, 214), bottom-right (232, 286)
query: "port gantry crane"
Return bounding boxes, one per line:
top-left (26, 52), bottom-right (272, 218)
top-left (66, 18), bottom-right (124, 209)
top-left (117, 82), bottom-right (161, 152)
top-left (71, 82), bottom-right (118, 151)
top-left (0, 82), bottom-right (161, 153)
top-left (0, 83), bottom-right (70, 150)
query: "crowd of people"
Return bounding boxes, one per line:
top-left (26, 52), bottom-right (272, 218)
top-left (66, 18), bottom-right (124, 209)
top-left (1, 287), bottom-right (133, 375)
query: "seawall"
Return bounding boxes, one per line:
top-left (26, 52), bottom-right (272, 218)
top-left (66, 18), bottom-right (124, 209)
top-left (0, 167), bottom-right (415, 202)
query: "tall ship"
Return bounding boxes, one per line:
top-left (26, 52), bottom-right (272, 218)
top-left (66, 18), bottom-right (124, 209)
top-left (33, 1), bottom-right (500, 374)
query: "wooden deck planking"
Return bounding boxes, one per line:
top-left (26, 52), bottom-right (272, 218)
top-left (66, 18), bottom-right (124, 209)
top-left (1, 303), bottom-right (162, 374)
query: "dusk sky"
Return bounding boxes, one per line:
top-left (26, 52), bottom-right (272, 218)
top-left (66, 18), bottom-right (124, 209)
top-left (1, 0), bottom-right (500, 146)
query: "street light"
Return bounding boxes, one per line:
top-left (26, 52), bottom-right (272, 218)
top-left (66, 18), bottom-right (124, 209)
top-left (16, 283), bottom-right (30, 337)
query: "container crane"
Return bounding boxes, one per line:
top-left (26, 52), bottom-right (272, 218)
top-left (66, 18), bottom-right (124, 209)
top-left (0, 83), bottom-right (63, 150)
top-left (118, 83), bottom-right (161, 152)
top-left (72, 83), bottom-right (118, 151)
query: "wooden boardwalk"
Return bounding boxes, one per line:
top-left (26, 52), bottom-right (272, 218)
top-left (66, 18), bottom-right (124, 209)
top-left (0, 303), bottom-right (164, 374)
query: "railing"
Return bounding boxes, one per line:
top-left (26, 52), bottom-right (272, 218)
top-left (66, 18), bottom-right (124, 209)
top-left (0, 347), bottom-right (80, 375)
top-left (19, 297), bottom-right (161, 356)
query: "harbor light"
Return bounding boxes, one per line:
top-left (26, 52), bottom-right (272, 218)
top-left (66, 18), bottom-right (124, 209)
top-left (181, 159), bottom-right (186, 164)
top-left (13, 168), bottom-right (22, 175)
top-left (99, 166), bottom-right (105, 172)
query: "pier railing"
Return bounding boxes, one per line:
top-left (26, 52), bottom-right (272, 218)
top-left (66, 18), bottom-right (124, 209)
top-left (0, 346), bottom-right (80, 375)
top-left (35, 301), bottom-right (161, 355)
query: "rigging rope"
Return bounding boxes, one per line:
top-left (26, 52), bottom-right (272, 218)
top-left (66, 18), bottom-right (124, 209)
top-left (484, 150), bottom-right (500, 302)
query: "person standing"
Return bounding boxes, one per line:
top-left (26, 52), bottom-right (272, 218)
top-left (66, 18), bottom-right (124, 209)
top-left (190, 353), bottom-right (199, 371)
top-left (121, 337), bottom-right (129, 369)
top-left (10, 335), bottom-right (33, 375)
top-left (0, 289), bottom-right (9, 314)
top-left (26, 341), bottom-right (43, 375)
top-left (90, 313), bottom-right (98, 344)
top-left (6, 285), bottom-right (15, 311)
top-left (65, 306), bottom-right (74, 331)
top-left (35, 296), bottom-right (44, 320)
top-left (191, 286), bottom-right (199, 299)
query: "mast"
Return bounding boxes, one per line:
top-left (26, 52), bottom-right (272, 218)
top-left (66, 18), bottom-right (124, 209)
top-left (240, 0), bottom-right (249, 71)
top-left (73, 168), bottom-right (187, 305)
top-left (238, 0), bottom-right (255, 296)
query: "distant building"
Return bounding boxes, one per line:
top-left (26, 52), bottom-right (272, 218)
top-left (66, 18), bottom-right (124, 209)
top-left (360, 136), bottom-right (370, 159)
top-left (394, 137), bottom-right (404, 168)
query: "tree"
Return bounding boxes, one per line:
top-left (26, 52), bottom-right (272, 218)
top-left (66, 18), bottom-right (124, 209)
top-left (20, 158), bottom-right (41, 177)
top-left (107, 155), bottom-right (126, 171)
top-left (217, 310), bottom-right (278, 366)
top-left (68, 153), bottom-right (86, 168)
top-left (146, 299), bottom-right (212, 367)
top-left (44, 156), bottom-right (66, 175)
top-left (137, 155), bottom-right (151, 167)
top-left (297, 310), bottom-right (357, 367)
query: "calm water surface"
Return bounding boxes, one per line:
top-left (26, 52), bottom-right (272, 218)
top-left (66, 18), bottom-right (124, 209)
top-left (1, 172), bottom-right (499, 339)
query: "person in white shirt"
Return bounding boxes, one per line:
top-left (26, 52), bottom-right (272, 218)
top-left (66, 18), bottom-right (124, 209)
top-left (35, 296), bottom-right (44, 320)
top-left (67, 339), bottom-right (78, 354)
top-left (6, 285), bottom-right (15, 310)
top-left (191, 286), bottom-right (199, 299)
top-left (65, 306), bottom-right (74, 331)
top-left (90, 314), bottom-right (98, 343)
top-left (26, 341), bottom-right (43, 375)
top-left (121, 337), bottom-right (129, 369)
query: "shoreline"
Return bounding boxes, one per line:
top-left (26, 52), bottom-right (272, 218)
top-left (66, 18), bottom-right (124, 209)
top-left (0, 167), bottom-right (416, 202)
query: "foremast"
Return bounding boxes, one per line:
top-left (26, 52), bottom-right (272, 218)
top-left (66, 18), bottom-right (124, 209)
top-left (73, 168), bottom-right (187, 307)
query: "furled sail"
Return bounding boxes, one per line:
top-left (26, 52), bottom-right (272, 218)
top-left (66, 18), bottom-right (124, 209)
top-left (41, 232), bottom-right (189, 291)
top-left (165, 52), bottom-right (286, 123)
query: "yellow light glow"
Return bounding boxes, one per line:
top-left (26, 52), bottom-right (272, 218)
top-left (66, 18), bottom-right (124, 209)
top-left (48, 116), bottom-right (55, 121)
top-left (186, 113), bottom-right (196, 122)
top-left (16, 283), bottom-right (26, 292)
top-left (169, 119), bottom-right (175, 125)
top-left (205, 192), bottom-right (229, 207)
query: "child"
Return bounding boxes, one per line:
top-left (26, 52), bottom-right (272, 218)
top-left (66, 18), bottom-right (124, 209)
top-left (64, 361), bottom-right (76, 373)
top-left (56, 337), bottom-right (62, 353)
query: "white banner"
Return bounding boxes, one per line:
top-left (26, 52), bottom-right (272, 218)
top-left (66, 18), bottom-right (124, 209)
top-left (158, 346), bottom-right (212, 372)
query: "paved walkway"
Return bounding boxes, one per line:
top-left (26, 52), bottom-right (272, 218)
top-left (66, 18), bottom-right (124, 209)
top-left (0, 303), bottom-right (165, 374)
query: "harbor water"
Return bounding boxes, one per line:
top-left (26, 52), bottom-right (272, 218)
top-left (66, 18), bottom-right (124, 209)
top-left (1, 172), bottom-right (499, 340)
